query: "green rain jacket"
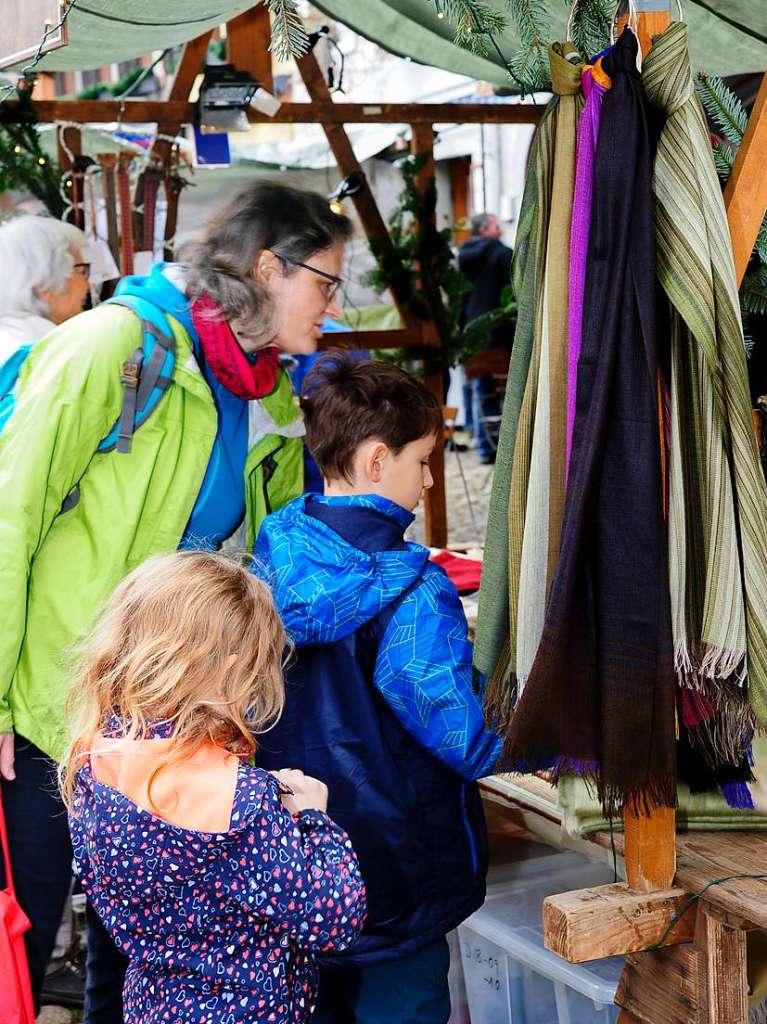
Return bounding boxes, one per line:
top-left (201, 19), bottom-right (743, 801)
top-left (0, 302), bottom-right (303, 761)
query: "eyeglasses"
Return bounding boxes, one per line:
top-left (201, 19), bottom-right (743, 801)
top-left (73, 262), bottom-right (91, 278)
top-left (270, 251), bottom-right (343, 303)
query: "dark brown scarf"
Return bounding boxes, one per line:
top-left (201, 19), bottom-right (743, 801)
top-left (501, 29), bottom-right (677, 816)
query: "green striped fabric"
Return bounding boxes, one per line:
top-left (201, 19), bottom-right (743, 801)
top-left (474, 97), bottom-right (557, 713)
top-left (644, 22), bottom-right (767, 743)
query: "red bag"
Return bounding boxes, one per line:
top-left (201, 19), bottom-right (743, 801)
top-left (0, 791), bottom-right (35, 1024)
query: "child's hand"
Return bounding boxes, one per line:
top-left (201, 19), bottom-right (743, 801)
top-left (271, 769), bottom-right (329, 815)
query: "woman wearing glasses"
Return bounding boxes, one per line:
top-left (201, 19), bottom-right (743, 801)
top-left (0, 215), bottom-right (90, 366)
top-left (0, 182), bottom-right (352, 1023)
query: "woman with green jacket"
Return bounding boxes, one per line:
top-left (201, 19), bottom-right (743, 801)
top-left (0, 180), bottom-right (351, 1020)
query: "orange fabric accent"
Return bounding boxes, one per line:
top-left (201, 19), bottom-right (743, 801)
top-left (90, 736), bottom-right (240, 833)
top-left (591, 57), bottom-right (612, 90)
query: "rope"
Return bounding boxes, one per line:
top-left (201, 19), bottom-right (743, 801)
top-left (650, 872), bottom-right (767, 949)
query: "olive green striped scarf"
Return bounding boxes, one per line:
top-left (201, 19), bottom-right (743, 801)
top-left (644, 22), bottom-right (767, 756)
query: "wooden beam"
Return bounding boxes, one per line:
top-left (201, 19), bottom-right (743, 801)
top-left (319, 328), bottom-right (428, 350)
top-left (615, 945), bottom-right (706, 1024)
top-left (3, 99), bottom-right (543, 125)
top-left (698, 905), bottom-right (748, 1024)
top-left (410, 121), bottom-right (448, 549)
top-left (151, 31), bottom-right (213, 166)
top-left (543, 882), bottom-right (695, 963)
top-left (227, 5), bottom-right (273, 92)
top-left (296, 46), bottom-right (417, 334)
top-left (725, 71), bottom-right (767, 286)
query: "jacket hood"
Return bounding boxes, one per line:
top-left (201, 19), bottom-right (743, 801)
top-left (113, 262), bottom-right (197, 342)
top-left (458, 236), bottom-right (503, 280)
top-left (255, 494), bottom-right (429, 646)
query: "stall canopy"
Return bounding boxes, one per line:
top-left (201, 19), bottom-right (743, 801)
top-left (19, 0), bottom-right (767, 83)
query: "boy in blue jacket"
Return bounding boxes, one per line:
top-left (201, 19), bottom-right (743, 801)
top-left (254, 353), bottom-right (502, 1024)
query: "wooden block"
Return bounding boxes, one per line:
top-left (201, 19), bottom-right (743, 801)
top-left (624, 800), bottom-right (676, 893)
top-left (543, 882), bottom-right (695, 963)
top-left (698, 905), bottom-right (748, 1024)
top-left (616, 944), bottom-right (706, 1023)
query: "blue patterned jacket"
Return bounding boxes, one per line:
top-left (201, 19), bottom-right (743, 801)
top-left (254, 493), bottom-right (502, 965)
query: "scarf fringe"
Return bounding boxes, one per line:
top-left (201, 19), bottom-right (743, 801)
top-left (674, 640), bottom-right (747, 690)
top-left (721, 781), bottom-right (755, 810)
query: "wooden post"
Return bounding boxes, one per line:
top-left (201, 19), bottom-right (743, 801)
top-left (296, 47), bottom-right (418, 334)
top-left (697, 906), bottom-right (749, 1024)
top-left (57, 124), bottom-right (85, 230)
top-left (617, 3), bottom-right (677, 895)
top-left (411, 122), bottom-right (448, 548)
top-left (227, 5), bottom-right (273, 91)
top-left (725, 72), bottom-right (767, 287)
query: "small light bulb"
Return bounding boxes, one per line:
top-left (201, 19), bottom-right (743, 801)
top-left (437, 10), bottom-right (445, 17)
top-left (329, 199), bottom-right (344, 215)
top-left (38, 157), bottom-right (46, 165)
top-left (13, 145), bottom-right (21, 154)
top-left (66, 179), bottom-right (72, 188)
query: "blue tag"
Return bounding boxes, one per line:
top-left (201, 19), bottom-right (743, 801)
top-left (193, 125), bottom-right (231, 167)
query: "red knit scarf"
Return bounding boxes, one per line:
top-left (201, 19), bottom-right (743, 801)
top-left (191, 293), bottom-right (280, 399)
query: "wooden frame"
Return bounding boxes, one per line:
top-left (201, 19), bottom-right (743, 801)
top-left (0, 15), bottom-right (541, 546)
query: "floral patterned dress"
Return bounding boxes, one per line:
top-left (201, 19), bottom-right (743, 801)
top-left (70, 749), bottom-right (366, 1023)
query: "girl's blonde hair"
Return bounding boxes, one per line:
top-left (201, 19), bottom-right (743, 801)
top-left (59, 550), bottom-right (287, 809)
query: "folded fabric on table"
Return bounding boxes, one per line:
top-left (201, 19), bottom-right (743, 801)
top-left (429, 549), bottom-right (482, 595)
top-left (557, 741), bottom-right (767, 835)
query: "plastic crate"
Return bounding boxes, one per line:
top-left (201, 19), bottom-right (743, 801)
top-left (458, 853), bottom-right (624, 1024)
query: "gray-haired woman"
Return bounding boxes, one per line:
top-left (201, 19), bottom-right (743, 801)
top-left (0, 215), bottom-right (90, 365)
top-left (0, 181), bottom-right (352, 1021)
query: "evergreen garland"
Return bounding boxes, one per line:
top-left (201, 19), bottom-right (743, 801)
top-left (0, 88), bottom-right (63, 217)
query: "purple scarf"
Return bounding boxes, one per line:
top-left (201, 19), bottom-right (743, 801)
top-left (566, 64), bottom-right (610, 479)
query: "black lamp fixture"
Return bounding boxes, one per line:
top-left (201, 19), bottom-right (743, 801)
top-left (327, 171), bottom-right (365, 213)
top-left (197, 64), bottom-right (282, 132)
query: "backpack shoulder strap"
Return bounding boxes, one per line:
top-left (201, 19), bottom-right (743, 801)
top-left (100, 295), bottom-right (176, 453)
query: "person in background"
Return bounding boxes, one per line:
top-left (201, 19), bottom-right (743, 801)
top-left (0, 181), bottom-right (352, 1022)
top-left (458, 212), bottom-right (513, 465)
top-left (62, 550), bottom-right (366, 1024)
top-left (0, 215), bottom-right (90, 364)
top-left (256, 354), bottom-right (502, 1024)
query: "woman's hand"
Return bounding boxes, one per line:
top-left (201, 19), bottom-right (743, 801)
top-left (271, 768), bottom-right (328, 815)
top-left (0, 733), bottom-right (15, 781)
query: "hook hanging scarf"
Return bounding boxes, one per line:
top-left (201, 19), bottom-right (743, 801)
top-left (190, 294), bottom-right (280, 400)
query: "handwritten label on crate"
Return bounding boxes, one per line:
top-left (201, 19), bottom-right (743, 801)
top-left (462, 938), bottom-right (503, 992)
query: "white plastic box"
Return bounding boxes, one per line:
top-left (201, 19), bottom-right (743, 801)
top-left (458, 853), bottom-right (624, 1024)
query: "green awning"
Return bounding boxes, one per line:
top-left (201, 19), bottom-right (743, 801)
top-left (20, 1), bottom-right (767, 85)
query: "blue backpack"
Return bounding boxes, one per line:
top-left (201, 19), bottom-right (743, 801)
top-left (0, 294), bottom-right (177, 453)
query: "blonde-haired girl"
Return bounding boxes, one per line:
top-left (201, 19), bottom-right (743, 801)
top-left (61, 550), bottom-right (366, 1024)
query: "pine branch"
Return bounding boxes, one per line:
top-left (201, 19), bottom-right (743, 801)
top-left (508, 0), bottom-right (552, 90)
top-left (741, 266), bottom-right (767, 318)
top-left (755, 216), bottom-right (767, 266)
top-left (712, 140), bottom-right (735, 182)
top-left (437, 2), bottom-right (509, 58)
top-left (696, 72), bottom-right (747, 147)
top-left (265, 0), bottom-right (310, 62)
top-left (567, 0), bottom-right (612, 60)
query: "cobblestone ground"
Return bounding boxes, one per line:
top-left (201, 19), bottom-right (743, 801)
top-left (409, 433), bottom-right (493, 549)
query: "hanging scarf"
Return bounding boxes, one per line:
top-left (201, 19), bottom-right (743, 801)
top-left (643, 23), bottom-right (767, 769)
top-left (503, 30), bottom-right (677, 816)
top-left (517, 43), bottom-right (584, 694)
top-left (567, 60), bottom-right (611, 478)
top-left (475, 94), bottom-right (557, 723)
top-left (191, 294), bottom-right (280, 400)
